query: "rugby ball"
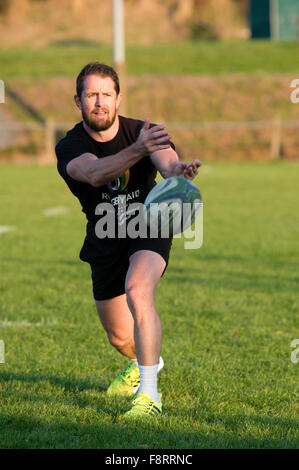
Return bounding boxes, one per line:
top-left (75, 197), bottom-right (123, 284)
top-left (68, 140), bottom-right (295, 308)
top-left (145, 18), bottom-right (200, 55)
top-left (143, 176), bottom-right (202, 236)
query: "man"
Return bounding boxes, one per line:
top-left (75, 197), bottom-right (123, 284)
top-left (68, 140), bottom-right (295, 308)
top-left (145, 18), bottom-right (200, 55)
top-left (55, 62), bottom-right (201, 419)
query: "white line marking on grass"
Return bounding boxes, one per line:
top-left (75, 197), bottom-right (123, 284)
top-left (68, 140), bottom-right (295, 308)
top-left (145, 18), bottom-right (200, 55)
top-left (0, 226), bottom-right (16, 234)
top-left (0, 318), bottom-right (58, 328)
top-left (43, 207), bottom-right (69, 216)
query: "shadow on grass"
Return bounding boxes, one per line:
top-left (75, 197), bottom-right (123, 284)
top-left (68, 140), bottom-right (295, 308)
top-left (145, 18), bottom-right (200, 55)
top-left (0, 410), bottom-right (297, 449)
top-left (0, 371), bottom-right (298, 448)
top-left (0, 369), bottom-right (133, 420)
top-left (0, 370), bottom-right (106, 393)
top-left (1, 371), bottom-right (298, 448)
top-left (168, 400), bottom-right (299, 432)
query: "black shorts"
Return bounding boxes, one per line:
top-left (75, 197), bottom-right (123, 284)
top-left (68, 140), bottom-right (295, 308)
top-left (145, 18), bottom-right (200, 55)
top-left (90, 237), bottom-right (172, 301)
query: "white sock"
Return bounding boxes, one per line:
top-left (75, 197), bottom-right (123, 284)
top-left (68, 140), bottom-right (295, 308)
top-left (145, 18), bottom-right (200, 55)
top-left (131, 358), bottom-right (138, 368)
top-left (138, 364), bottom-right (160, 402)
top-left (132, 356), bottom-right (164, 372)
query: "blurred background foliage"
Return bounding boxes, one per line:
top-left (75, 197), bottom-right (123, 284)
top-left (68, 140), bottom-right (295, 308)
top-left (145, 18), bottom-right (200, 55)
top-left (0, 0), bottom-right (298, 162)
top-left (0, 0), bottom-right (248, 46)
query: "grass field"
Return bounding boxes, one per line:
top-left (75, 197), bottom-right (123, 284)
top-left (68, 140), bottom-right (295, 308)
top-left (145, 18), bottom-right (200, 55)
top-left (0, 161), bottom-right (298, 449)
top-left (1, 40), bottom-right (299, 78)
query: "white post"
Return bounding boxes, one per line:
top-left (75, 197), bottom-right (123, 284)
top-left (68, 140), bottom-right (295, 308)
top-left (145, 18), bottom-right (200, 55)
top-left (113, 0), bottom-right (125, 66)
top-left (270, 0), bottom-right (280, 40)
top-left (112, 0), bottom-right (127, 114)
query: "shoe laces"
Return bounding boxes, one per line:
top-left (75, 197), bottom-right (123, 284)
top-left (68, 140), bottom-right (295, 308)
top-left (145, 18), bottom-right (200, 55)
top-left (132, 394), bottom-right (162, 416)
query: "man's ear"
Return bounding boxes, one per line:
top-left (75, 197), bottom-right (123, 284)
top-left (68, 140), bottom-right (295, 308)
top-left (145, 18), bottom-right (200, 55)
top-left (116, 93), bottom-right (123, 110)
top-left (74, 94), bottom-right (82, 110)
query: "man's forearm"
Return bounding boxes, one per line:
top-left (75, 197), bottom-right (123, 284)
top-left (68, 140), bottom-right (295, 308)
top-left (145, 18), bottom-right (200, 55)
top-left (157, 161), bottom-right (180, 179)
top-left (67, 142), bottom-right (144, 187)
top-left (67, 120), bottom-right (173, 186)
top-left (88, 143), bottom-right (144, 187)
top-left (150, 148), bottom-right (180, 179)
top-left (151, 149), bottom-right (201, 181)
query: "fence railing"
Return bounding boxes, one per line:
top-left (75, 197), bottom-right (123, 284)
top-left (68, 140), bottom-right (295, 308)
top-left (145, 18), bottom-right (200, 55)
top-left (1, 117), bottom-right (299, 162)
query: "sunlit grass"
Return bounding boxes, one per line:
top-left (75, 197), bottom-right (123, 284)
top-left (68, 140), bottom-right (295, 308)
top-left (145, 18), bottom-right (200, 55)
top-left (0, 161), bottom-right (298, 448)
top-left (1, 40), bottom-right (299, 79)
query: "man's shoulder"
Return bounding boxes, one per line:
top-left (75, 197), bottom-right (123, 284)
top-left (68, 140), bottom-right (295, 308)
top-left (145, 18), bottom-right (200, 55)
top-left (119, 115), bottom-right (144, 136)
top-left (55, 122), bottom-right (90, 160)
top-left (119, 115), bottom-right (158, 132)
top-left (55, 122), bottom-right (85, 152)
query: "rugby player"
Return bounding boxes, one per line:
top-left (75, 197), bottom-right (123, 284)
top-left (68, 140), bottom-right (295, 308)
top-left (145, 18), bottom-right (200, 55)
top-left (56, 62), bottom-right (201, 419)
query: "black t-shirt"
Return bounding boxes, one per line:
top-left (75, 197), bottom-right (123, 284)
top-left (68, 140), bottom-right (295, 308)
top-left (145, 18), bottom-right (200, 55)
top-left (55, 115), bottom-right (175, 263)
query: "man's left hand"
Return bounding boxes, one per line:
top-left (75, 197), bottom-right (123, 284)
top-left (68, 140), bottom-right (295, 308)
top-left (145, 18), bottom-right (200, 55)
top-left (173, 159), bottom-right (202, 180)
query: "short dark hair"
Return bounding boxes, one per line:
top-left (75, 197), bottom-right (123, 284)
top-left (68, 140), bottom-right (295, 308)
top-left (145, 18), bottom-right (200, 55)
top-left (76, 62), bottom-right (120, 98)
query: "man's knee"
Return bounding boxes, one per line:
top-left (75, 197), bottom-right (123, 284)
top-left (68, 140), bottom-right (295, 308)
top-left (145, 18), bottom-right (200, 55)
top-left (125, 283), bottom-right (155, 316)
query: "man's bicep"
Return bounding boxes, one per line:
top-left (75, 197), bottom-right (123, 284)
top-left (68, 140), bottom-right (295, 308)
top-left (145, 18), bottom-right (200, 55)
top-left (66, 152), bottom-right (99, 184)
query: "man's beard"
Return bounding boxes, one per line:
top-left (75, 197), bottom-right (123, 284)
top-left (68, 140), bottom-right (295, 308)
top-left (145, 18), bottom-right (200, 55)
top-left (82, 107), bottom-right (117, 132)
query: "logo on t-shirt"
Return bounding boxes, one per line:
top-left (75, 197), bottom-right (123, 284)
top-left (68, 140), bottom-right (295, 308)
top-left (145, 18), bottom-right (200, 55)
top-left (107, 169), bottom-right (130, 192)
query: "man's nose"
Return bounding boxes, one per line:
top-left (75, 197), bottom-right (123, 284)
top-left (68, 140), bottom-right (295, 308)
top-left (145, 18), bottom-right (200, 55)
top-left (95, 94), bottom-right (103, 107)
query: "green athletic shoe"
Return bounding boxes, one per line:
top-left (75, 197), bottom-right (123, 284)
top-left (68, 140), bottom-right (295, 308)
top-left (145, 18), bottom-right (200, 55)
top-left (122, 392), bottom-right (164, 420)
top-left (106, 362), bottom-right (140, 397)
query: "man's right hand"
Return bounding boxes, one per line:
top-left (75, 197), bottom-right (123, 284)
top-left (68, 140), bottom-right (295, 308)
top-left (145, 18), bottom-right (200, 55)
top-left (66, 118), bottom-right (172, 187)
top-left (135, 118), bottom-right (172, 156)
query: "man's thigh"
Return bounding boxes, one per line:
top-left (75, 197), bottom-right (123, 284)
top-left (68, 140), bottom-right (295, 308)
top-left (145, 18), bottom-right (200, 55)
top-left (95, 250), bottom-right (166, 336)
top-left (125, 250), bottom-right (166, 294)
top-left (90, 238), bottom-right (172, 301)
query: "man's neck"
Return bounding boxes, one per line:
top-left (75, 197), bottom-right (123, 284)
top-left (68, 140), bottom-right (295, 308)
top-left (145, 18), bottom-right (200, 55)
top-left (83, 115), bottom-right (120, 142)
